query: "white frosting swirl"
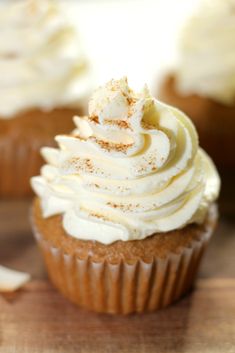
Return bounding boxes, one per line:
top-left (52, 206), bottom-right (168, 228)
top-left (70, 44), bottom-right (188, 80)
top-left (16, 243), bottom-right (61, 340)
top-left (31, 78), bottom-right (220, 244)
top-left (0, 0), bottom-right (91, 118)
top-left (176, 0), bottom-right (235, 105)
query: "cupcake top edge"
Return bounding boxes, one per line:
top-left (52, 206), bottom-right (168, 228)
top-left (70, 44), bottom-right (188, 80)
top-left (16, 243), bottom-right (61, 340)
top-left (31, 77), bottom-right (221, 245)
top-left (0, 0), bottom-right (91, 119)
top-left (176, 0), bottom-right (235, 105)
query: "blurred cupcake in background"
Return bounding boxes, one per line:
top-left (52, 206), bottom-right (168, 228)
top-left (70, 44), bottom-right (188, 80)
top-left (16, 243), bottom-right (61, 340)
top-left (158, 0), bottom-right (235, 170)
top-left (0, 0), bottom-right (92, 197)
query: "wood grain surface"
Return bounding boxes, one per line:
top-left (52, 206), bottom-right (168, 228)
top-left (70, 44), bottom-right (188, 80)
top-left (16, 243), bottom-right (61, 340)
top-left (0, 199), bottom-right (235, 353)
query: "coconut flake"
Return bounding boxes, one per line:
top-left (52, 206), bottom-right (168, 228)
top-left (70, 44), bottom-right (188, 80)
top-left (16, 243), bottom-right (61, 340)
top-left (0, 266), bottom-right (30, 292)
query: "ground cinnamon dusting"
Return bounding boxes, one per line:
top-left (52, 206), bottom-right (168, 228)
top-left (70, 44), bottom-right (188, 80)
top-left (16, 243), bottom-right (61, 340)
top-left (93, 138), bottom-right (132, 152)
top-left (89, 116), bottom-right (99, 124)
top-left (69, 157), bottom-right (94, 173)
top-left (107, 202), bottom-right (140, 212)
top-left (89, 212), bottom-right (109, 221)
top-left (104, 119), bottom-right (130, 129)
top-left (126, 97), bottom-right (138, 105)
top-left (148, 153), bottom-right (158, 171)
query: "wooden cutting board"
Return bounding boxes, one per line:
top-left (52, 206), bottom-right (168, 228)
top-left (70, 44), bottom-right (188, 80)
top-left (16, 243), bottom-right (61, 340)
top-left (0, 199), bottom-right (235, 353)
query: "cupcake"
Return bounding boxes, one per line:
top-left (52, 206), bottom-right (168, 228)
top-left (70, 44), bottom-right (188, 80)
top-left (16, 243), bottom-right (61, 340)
top-left (158, 0), bottom-right (235, 169)
top-left (31, 78), bottom-right (220, 314)
top-left (0, 0), bottom-right (91, 197)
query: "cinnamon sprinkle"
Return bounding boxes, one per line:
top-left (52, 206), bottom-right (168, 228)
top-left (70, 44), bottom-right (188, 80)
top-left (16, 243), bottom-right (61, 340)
top-left (107, 201), bottom-right (140, 211)
top-left (89, 116), bottom-right (99, 124)
top-left (69, 157), bottom-right (94, 173)
top-left (126, 96), bottom-right (138, 105)
top-left (92, 137), bottom-right (132, 153)
top-left (104, 119), bottom-right (130, 129)
top-left (89, 212), bottom-right (109, 221)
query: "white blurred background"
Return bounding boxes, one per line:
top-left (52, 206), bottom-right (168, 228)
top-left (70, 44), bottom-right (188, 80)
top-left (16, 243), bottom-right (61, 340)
top-left (65, 0), bottom-right (199, 91)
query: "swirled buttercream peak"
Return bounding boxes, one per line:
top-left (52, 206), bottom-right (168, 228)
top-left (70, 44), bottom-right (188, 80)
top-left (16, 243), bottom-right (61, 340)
top-left (31, 78), bottom-right (220, 244)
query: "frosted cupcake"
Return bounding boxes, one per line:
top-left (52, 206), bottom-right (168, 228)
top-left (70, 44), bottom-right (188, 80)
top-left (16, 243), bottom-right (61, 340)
top-left (31, 78), bottom-right (220, 314)
top-left (158, 0), bottom-right (235, 169)
top-left (0, 0), bottom-right (91, 197)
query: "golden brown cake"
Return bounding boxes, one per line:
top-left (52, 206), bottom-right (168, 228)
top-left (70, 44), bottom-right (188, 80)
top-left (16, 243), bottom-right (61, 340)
top-left (32, 198), bottom-right (217, 314)
top-left (31, 78), bottom-right (220, 314)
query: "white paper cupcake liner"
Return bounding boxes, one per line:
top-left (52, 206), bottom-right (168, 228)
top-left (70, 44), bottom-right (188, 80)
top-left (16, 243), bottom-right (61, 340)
top-left (33, 225), bottom-right (212, 314)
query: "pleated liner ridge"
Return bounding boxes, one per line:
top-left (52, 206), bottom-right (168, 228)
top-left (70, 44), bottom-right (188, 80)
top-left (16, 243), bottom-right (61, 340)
top-left (33, 223), bottom-right (212, 314)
